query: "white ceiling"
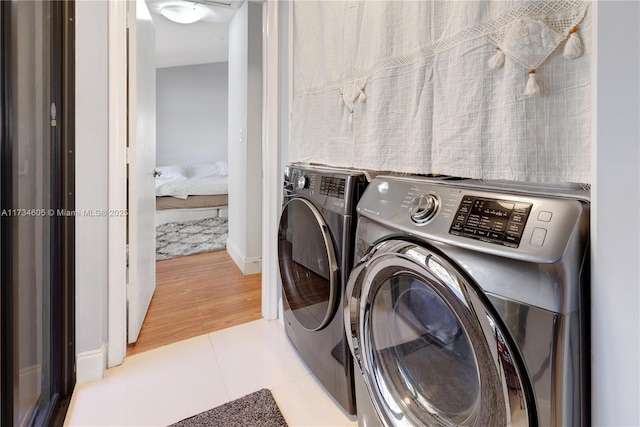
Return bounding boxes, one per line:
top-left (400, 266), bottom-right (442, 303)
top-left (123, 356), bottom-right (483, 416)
top-left (145, 0), bottom-right (240, 68)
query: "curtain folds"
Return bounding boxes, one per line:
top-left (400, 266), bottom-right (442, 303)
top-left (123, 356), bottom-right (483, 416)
top-left (290, 0), bottom-right (591, 183)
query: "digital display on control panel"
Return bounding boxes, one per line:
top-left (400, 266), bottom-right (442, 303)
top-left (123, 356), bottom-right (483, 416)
top-left (320, 177), bottom-right (346, 199)
top-left (449, 195), bottom-right (532, 248)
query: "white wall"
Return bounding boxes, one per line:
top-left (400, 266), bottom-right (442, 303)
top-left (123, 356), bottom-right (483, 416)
top-left (156, 63), bottom-right (228, 166)
top-left (226, 0), bottom-right (263, 274)
top-left (591, 2), bottom-right (640, 425)
top-left (75, 0), bottom-right (109, 381)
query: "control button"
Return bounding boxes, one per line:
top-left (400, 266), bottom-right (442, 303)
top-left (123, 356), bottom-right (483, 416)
top-left (530, 228), bottom-right (547, 247)
top-left (511, 214), bottom-right (524, 224)
top-left (409, 194), bottom-right (439, 224)
top-left (488, 232), bottom-right (502, 240)
top-left (297, 175), bottom-right (308, 190)
top-left (538, 211), bottom-right (552, 222)
top-left (461, 196), bottom-right (474, 205)
top-left (505, 234), bottom-right (519, 244)
top-left (507, 223), bottom-right (524, 234)
top-left (463, 227), bottom-right (477, 235)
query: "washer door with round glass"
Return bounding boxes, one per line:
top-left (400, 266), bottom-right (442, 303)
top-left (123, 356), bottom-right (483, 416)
top-left (278, 197), bottom-right (339, 331)
top-left (346, 239), bottom-right (536, 427)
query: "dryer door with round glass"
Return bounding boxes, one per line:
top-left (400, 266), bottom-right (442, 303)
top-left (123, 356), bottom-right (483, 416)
top-left (278, 197), bottom-right (339, 331)
top-left (346, 239), bottom-right (536, 427)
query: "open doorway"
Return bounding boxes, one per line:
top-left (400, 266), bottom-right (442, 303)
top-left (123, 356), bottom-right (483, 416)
top-left (125, 0), bottom-right (264, 356)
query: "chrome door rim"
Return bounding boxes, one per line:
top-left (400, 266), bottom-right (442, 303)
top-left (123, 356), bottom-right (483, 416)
top-left (346, 238), bottom-right (535, 427)
top-left (279, 197), bottom-right (339, 331)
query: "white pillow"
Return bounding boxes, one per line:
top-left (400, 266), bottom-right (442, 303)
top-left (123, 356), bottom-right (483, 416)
top-left (155, 165), bottom-right (187, 180)
top-left (215, 161), bottom-right (228, 176)
top-left (186, 161), bottom-right (228, 178)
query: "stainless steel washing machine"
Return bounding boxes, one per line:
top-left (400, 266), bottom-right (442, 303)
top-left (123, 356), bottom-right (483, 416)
top-left (345, 175), bottom-right (590, 426)
top-left (278, 163), bottom-right (372, 416)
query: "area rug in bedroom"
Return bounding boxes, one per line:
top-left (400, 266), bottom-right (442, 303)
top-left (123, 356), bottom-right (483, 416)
top-left (168, 389), bottom-right (288, 427)
top-left (156, 217), bottom-right (228, 261)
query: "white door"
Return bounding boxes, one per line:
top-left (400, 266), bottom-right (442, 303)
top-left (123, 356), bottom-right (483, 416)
top-left (127, 0), bottom-right (157, 343)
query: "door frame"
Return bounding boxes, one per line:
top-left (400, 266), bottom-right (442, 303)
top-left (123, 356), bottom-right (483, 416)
top-left (106, 1), bottom-right (282, 366)
top-left (261, 0), bottom-right (280, 320)
top-left (106, 0), bottom-right (128, 367)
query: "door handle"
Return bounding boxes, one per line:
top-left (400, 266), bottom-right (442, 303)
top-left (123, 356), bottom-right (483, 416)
top-left (153, 170), bottom-right (162, 178)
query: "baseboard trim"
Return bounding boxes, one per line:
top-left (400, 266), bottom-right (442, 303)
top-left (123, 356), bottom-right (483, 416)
top-left (76, 343), bottom-right (107, 383)
top-left (226, 238), bottom-right (262, 275)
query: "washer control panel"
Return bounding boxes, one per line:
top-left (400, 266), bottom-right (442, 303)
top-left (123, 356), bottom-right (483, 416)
top-left (356, 175), bottom-right (588, 262)
top-left (449, 195), bottom-right (533, 248)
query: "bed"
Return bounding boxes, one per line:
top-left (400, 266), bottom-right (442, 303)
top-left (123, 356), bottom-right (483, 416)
top-left (155, 162), bottom-right (228, 225)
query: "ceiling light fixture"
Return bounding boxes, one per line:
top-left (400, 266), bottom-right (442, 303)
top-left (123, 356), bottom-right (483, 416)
top-left (160, 3), bottom-right (203, 24)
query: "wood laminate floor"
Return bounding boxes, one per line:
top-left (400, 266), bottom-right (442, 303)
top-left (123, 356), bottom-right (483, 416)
top-left (126, 250), bottom-right (262, 356)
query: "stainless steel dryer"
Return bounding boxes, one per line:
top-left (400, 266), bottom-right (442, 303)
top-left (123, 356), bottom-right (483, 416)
top-left (345, 175), bottom-right (590, 426)
top-left (278, 163), bottom-right (370, 416)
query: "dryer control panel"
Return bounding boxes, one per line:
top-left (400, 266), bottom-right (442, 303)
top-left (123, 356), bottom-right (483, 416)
top-left (284, 164), bottom-right (369, 216)
top-left (319, 176), bottom-right (346, 199)
top-left (449, 196), bottom-right (532, 248)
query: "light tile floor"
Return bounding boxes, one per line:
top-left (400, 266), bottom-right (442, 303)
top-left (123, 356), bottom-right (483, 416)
top-left (64, 319), bottom-right (358, 427)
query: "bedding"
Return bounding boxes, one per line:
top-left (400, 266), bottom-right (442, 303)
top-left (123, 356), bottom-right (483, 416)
top-left (155, 175), bottom-right (228, 199)
top-left (155, 162), bottom-right (228, 200)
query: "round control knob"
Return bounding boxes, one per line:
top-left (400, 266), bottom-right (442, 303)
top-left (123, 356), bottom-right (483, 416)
top-left (409, 194), bottom-right (439, 224)
top-left (297, 175), bottom-right (308, 190)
